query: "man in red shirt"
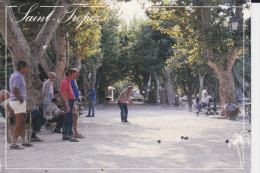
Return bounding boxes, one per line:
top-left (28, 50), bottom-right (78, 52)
top-left (60, 69), bottom-right (78, 142)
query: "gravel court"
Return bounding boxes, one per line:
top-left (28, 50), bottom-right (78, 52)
top-left (0, 103), bottom-right (251, 173)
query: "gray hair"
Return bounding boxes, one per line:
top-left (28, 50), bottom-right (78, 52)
top-left (0, 90), bottom-right (10, 100)
top-left (48, 72), bottom-right (56, 78)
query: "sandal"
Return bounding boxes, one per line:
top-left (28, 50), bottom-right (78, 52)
top-left (69, 138), bottom-right (79, 142)
top-left (63, 136), bottom-right (71, 140)
top-left (21, 142), bottom-right (33, 147)
top-left (74, 134), bottom-right (85, 139)
top-left (10, 144), bottom-right (24, 150)
top-left (31, 137), bottom-right (44, 142)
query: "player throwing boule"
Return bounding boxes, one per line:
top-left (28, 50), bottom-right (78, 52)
top-left (118, 86), bottom-right (134, 123)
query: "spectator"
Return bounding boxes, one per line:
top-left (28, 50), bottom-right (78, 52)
top-left (45, 98), bottom-right (65, 133)
top-left (60, 69), bottom-right (78, 142)
top-left (194, 91), bottom-right (209, 116)
top-left (53, 89), bottom-right (60, 99)
top-left (86, 82), bottom-right (96, 117)
top-left (42, 72), bottom-right (56, 110)
top-left (9, 61), bottom-right (33, 149)
top-left (202, 87), bottom-right (208, 97)
top-left (70, 68), bottom-right (84, 138)
top-left (224, 97), bottom-right (241, 120)
top-left (27, 109), bottom-right (45, 142)
top-left (1, 90), bottom-right (44, 142)
top-left (0, 90), bottom-right (9, 118)
top-left (118, 86), bottom-right (134, 123)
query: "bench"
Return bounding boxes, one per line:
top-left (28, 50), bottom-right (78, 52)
top-left (205, 106), bottom-right (222, 116)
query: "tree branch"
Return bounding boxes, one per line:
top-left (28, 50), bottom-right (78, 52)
top-left (39, 50), bottom-right (55, 73)
top-left (32, 0), bottom-right (69, 59)
top-left (0, 0), bottom-right (31, 66)
top-left (227, 48), bottom-right (240, 71)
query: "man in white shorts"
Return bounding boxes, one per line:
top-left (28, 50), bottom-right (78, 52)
top-left (9, 61), bottom-right (33, 149)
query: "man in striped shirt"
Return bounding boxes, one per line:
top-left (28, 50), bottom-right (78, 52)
top-left (118, 86), bottom-right (134, 123)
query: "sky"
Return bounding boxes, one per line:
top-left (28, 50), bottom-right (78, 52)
top-left (117, 0), bottom-right (149, 24)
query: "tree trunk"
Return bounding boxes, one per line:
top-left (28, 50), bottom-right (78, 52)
top-left (232, 65), bottom-right (250, 97)
top-left (187, 94), bottom-right (193, 112)
top-left (207, 56), bottom-right (238, 115)
top-left (217, 71), bottom-right (237, 105)
top-left (0, 0), bottom-right (69, 108)
top-left (91, 70), bottom-right (97, 87)
top-left (161, 68), bottom-right (174, 105)
top-left (51, 25), bottom-right (67, 87)
top-left (199, 72), bottom-right (207, 98)
top-left (153, 72), bottom-right (160, 103)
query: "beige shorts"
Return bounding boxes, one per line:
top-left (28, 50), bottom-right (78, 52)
top-left (9, 101), bottom-right (26, 114)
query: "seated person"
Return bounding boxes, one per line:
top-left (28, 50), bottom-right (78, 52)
top-left (53, 89), bottom-right (60, 99)
top-left (194, 92), bottom-right (209, 116)
top-left (45, 98), bottom-right (65, 133)
top-left (26, 109), bottom-right (45, 142)
top-left (0, 90), bottom-right (9, 118)
top-left (0, 90), bottom-right (44, 142)
top-left (224, 97), bottom-right (241, 120)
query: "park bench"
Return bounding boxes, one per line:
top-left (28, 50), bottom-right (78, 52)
top-left (204, 105), bottom-right (221, 115)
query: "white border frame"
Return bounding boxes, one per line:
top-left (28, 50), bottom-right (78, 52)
top-left (4, 3), bottom-right (250, 171)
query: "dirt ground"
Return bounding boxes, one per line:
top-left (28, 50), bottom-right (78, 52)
top-left (0, 103), bottom-right (251, 173)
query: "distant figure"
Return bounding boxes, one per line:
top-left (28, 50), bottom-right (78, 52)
top-left (42, 72), bottom-right (56, 110)
top-left (86, 82), bottom-right (96, 117)
top-left (9, 61), bottom-right (33, 149)
top-left (118, 86), bottom-right (134, 123)
top-left (224, 97), bottom-right (241, 120)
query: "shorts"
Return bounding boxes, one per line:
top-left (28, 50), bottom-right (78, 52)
top-left (9, 101), bottom-right (26, 114)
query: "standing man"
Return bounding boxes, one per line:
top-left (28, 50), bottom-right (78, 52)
top-left (60, 69), bottom-right (78, 142)
top-left (118, 86), bottom-right (134, 123)
top-left (70, 68), bottom-right (84, 138)
top-left (42, 72), bottom-right (56, 110)
top-left (9, 61), bottom-right (33, 149)
top-left (86, 82), bottom-right (96, 117)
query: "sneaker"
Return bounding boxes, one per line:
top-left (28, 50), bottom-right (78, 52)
top-left (46, 122), bottom-right (57, 130)
top-left (91, 115), bottom-right (94, 117)
top-left (86, 115), bottom-right (90, 117)
top-left (194, 109), bottom-right (199, 113)
top-left (63, 136), bottom-right (71, 140)
top-left (54, 128), bottom-right (62, 133)
top-left (10, 144), bottom-right (24, 150)
top-left (74, 134), bottom-right (85, 139)
top-left (124, 120), bottom-right (129, 123)
top-left (31, 137), bottom-right (44, 142)
top-left (70, 138), bottom-right (79, 142)
top-left (21, 142), bottom-right (33, 147)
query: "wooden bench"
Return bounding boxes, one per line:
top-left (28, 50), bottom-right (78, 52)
top-left (7, 112), bottom-right (32, 143)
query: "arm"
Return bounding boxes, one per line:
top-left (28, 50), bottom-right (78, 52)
top-left (12, 88), bottom-right (23, 104)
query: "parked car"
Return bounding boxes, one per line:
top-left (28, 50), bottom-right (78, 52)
top-left (131, 90), bottom-right (144, 102)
